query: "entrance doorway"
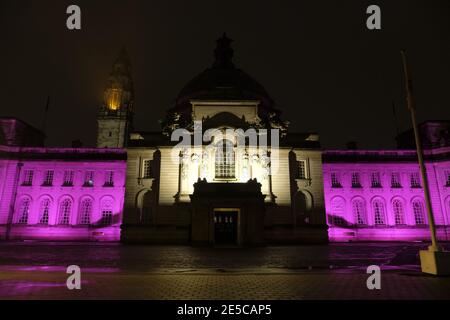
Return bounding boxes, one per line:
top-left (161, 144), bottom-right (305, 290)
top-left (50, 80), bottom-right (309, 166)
top-left (214, 210), bottom-right (238, 245)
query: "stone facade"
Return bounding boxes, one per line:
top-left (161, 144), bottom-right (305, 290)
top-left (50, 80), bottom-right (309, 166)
top-left (97, 110), bottom-right (131, 148)
top-left (120, 35), bottom-right (328, 245)
top-left (190, 180), bottom-right (266, 246)
top-left (323, 135), bottom-right (450, 242)
top-left (0, 143), bottom-right (127, 241)
top-left (122, 137), bottom-right (328, 244)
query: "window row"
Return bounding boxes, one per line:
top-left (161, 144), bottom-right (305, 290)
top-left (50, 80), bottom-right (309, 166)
top-left (331, 172), bottom-right (423, 189)
top-left (21, 170), bottom-right (117, 188)
top-left (330, 197), bottom-right (427, 226)
top-left (15, 196), bottom-right (116, 226)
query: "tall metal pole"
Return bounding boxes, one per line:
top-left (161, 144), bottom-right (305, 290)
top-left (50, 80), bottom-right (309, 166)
top-left (401, 50), bottom-right (440, 252)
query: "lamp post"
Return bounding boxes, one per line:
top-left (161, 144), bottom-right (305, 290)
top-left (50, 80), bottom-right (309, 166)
top-left (401, 50), bottom-right (449, 275)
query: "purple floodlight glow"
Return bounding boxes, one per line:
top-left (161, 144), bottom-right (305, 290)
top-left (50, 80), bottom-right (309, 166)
top-left (323, 148), bottom-right (450, 242)
top-left (0, 146), bottom-right (127, 241)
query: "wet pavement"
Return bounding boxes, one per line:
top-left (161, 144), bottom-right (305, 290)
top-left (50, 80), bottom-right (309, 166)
top-left (0, 242), bottom-right (440, 271)
top-left (0, 242), bottom-right (449, 299)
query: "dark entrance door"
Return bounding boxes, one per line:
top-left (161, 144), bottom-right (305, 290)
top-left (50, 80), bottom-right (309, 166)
top-left (214, 211), bottom-right (238, 245)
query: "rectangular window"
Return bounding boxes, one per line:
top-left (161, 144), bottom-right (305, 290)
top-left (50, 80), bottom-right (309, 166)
top-left (374, 210), bottom-right (385, 225)
top-left (353, 200), bottom-right (366, 225)
top-left (391, 172), bottom-right (402, 188)
top-left (373, 201), bottom-right (385, 225)
top-left (42, 170), bottom-right (54, 187)
top-left (371, 172), bottom-right (382, 188)
top-left (104, 171), bottom-right (114, 187)
top-left (351, 172), bottom-right (362, 188)
top-left (298, 160), bottom-right (307, 179)
top-left (215, 142), bottom-right (235, 179)
top-left (332, 216), bottom-right (346, 226)
top-left (17, 198), bottom-right (31, 224)
top-left (143, 160), bottom-right (152, 179)
top-left (331, 173), bottom-right (342, 188)
top-left (84, 171), bottom-right (94, 187)
top-left (410, 172), bottom-right (421, 188)
top-left (22, 170), bottom-right (34, 186)
top-left (413, 201), bottom-right (426, 225)
top-left (101, 210), bottom-right (113, 226)
top-left (63, 171), bottom-right (74, 187)
top-left (39, 199), bottom-right (50, 225)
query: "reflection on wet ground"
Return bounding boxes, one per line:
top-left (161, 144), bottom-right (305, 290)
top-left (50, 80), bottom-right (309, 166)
top-left (1, 242), bottom-right (450, 299)
top-left (0, 242), bottom-right (447, 272)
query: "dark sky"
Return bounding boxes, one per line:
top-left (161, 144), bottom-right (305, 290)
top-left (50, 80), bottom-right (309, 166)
top-left (1, 0), bottom-right (449, 148)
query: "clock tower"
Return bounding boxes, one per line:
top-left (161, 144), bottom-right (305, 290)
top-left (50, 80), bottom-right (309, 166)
top-left (97, 48), bottom-right (134, 148)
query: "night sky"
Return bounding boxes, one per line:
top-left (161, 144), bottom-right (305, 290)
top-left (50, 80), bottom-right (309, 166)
top-left (1, 0), bottom-right (449, 148)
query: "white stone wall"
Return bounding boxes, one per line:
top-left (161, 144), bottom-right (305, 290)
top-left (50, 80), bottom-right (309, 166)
top-left (123, 148), bottom-right (158, 224)
top-left (97, 118), bottom-right (128, 148)
top-left (124, 145), bottom-right (325, 230)
top-left (290, 149), bottom-right (326, 225)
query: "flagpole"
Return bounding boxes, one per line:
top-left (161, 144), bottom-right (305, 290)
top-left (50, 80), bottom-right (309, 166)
top-left (400, 50), bottom-right (439, 252)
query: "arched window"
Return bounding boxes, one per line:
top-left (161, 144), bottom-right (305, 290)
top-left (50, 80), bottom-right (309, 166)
top-left (215, 139), bottom-right (235, 179)
top-left (373, 200), bottom-right (386, 225)
top-left (58, 198), bottom-right (72, 225)
top-left (412, 199), bottom-right (426, 225)
top-left (392, 199), bottom-right (405, 225)
top-left (79, 198), bottom-right (93, 225)
top-left (352, 199), bottom-right (366, 225)
top-left (330, 197), bottom-right (346, 226)
top-left (39, 198), bottom-right (51, 225)
top-left (100, 198), bottom-right (114, 226)
top-left (17, 198), bottom-right (31, 224)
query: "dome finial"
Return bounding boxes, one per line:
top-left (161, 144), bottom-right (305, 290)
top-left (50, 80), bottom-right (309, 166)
top-left (213, 33), bottom-right (234, 68)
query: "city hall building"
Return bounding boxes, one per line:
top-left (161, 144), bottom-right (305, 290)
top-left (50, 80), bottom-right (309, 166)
top-left (1, 35), bottom-right (449, 244)
top-left (112, 35), bottom-right (328, 245)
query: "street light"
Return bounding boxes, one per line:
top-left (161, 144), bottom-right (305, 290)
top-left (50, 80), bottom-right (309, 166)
top-left (401, 50), bottom-right (450, 275)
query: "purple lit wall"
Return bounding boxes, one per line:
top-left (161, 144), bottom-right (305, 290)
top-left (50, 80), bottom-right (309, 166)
top-left (323, 148), bottom-right (450, 242)
top-left (0, 145), bottom-right (127, 241)
top-left (2, 145), bottom-right (450, 243)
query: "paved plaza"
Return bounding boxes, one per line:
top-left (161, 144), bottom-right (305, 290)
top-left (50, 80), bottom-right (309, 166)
top-left (0, 242), bottom-right (449, 300)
